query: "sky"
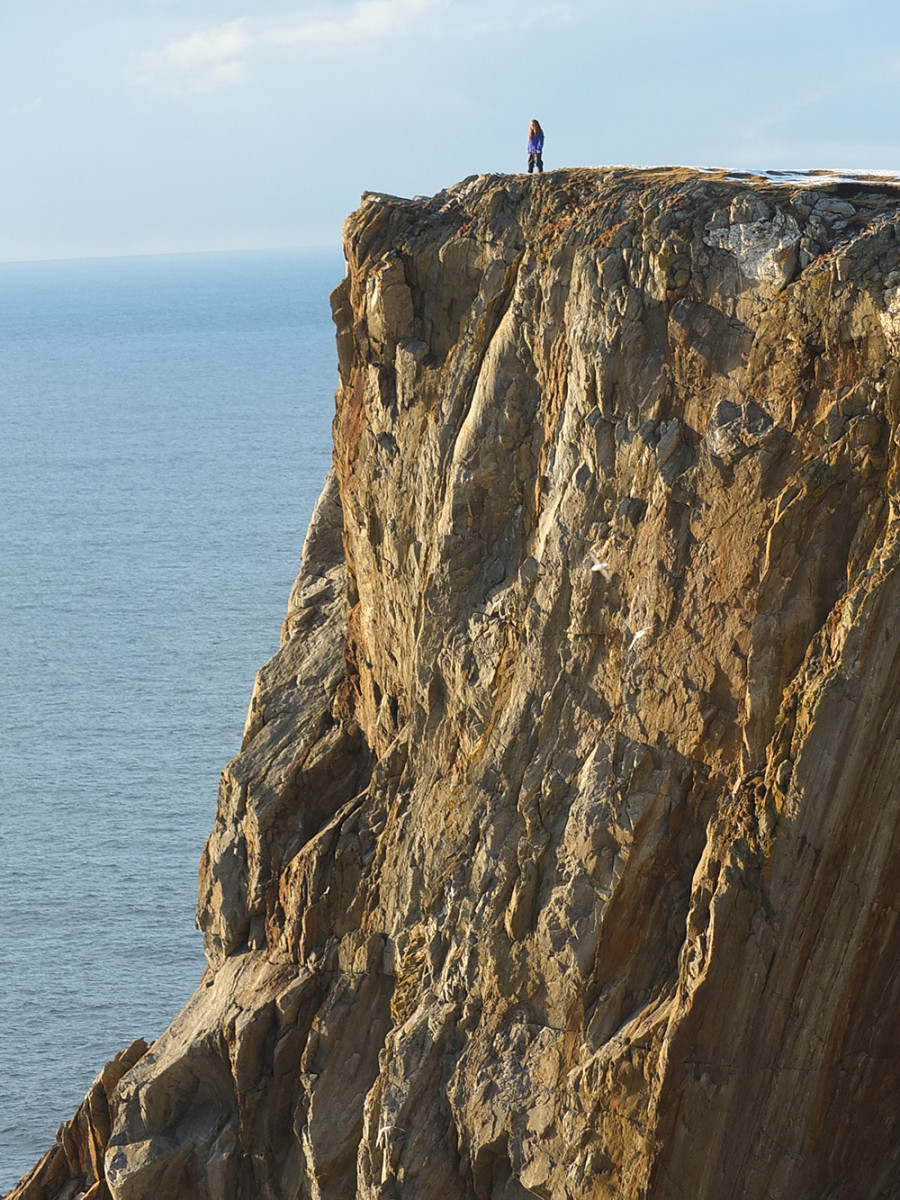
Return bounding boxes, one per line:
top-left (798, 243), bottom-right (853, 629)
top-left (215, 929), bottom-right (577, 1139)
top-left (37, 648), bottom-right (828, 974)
top-left (2, 0), bottom-right (900, 262)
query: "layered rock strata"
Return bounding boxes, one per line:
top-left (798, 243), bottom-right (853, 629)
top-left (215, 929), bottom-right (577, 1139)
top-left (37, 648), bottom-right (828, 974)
top-left (11, 166), bottom-right (900, 1200)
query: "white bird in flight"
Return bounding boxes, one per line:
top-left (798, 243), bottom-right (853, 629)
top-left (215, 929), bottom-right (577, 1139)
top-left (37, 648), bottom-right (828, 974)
top-left (587, 550), bottom-right (611, 579)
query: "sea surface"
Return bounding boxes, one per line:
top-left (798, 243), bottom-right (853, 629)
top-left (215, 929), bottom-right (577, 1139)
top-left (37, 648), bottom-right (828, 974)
top-left (0, 247), bottom-right (343, 1192)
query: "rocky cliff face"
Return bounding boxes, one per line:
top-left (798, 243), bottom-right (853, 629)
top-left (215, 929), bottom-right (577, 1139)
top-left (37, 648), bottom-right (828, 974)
top-left (11, 167), bottom-right (900, 1200)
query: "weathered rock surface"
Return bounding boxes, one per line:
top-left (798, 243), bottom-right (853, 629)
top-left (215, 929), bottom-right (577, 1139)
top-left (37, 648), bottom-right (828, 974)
top-left (8, 1040), bottom-right (148, 1200)
top-left (10, 166), bottom-right (900, 1199)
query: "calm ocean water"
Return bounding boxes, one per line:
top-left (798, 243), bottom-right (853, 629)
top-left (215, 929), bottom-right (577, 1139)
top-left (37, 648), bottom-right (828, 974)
top-left (0, 247), bottom-right (343, 1191)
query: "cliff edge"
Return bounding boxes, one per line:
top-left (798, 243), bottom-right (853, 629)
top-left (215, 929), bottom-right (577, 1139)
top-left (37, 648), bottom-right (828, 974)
top-left (11, 166), bottom-right (900, 1200)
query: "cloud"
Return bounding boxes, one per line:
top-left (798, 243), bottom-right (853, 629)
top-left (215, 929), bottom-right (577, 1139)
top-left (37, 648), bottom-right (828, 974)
top-left (131, 0), bottom-right (440, 92)
top-left (158, 23), bottom-right (250, 72)
top-left (263, 0), bottom-right (443, 48)
top-left (4, 96), bottom-right (45, 118)
top-left (130, 0), bottom-right (570, 93)
top-left (131, 19), bottom-right (250, 92)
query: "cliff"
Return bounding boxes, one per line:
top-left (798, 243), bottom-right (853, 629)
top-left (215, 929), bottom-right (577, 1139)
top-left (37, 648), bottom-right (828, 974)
top-left (10, 166), bottom-right (900, 1200)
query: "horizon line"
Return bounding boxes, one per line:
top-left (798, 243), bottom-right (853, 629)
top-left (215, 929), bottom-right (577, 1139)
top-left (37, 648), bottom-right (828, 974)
top-left (0, 240), bottom-right (345, 269)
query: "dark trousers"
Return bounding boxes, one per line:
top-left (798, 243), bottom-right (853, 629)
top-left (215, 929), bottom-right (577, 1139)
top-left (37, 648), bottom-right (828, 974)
top-left (528, 152), bottom-right (543, 174)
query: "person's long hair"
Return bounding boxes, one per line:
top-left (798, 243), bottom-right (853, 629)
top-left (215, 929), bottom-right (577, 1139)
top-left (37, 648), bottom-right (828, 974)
top-left (529, 119), bottom-right (544, 139)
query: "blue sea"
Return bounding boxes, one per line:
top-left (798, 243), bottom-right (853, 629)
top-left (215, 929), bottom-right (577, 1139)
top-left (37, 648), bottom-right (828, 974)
top-left (0, 247), bottom-right (343, 1192)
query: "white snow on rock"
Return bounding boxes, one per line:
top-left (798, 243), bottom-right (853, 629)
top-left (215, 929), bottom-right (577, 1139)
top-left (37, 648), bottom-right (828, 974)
top-left (737, 168), bottom-right (900, 186)
top-left (700, 167), bottom-right (900, 187)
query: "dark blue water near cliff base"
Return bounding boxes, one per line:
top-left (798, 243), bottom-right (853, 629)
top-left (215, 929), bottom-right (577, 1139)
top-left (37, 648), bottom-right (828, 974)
top-left (0, 248), bottom-right (343, 1191)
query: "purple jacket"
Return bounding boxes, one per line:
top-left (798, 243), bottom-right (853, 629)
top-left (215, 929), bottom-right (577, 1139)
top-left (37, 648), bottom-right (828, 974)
top-left (528, 133), bottom-right (544, 154)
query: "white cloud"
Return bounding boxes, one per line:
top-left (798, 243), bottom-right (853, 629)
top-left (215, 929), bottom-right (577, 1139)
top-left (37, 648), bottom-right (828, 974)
top-left (4, 96), bottom-right (44, 118)
top-left (262, 0), bottom-right (443, 48)
top-left (131, 19), bottom-right (250, 92)
top-left (130, 0), bottom-right (570, 93)
top-left (159, 22), bottom-right (250, 71)
top-left (131, 0), bottom-right (441, 92)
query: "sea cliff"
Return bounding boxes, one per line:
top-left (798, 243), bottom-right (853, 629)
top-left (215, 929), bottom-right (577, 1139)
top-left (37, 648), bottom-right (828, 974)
top-left (10, 166), bottom-right (900, 1200)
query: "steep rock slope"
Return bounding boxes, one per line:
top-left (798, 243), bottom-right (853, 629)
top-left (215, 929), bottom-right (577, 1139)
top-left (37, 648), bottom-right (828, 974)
top-left (11, 167), bottom-right (900, 1200)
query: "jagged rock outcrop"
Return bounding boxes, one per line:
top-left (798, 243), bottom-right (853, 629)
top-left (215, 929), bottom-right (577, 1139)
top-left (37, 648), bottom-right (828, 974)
top-left (10, 166), bottom-right (900, 1200)
top-left (9, 1040), bottom-right (148, 1200)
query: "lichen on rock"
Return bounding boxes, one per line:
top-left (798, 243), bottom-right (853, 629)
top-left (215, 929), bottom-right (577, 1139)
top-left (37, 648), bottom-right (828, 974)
top-left (11, 166), bottom-right (900, 1200)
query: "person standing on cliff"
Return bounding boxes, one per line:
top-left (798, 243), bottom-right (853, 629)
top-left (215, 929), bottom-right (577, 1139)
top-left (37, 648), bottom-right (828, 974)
top-left (527, 119), bottom-right (544, 174)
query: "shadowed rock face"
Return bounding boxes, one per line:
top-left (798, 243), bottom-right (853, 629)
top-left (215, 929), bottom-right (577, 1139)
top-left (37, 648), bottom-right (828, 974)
top-left (11, 167), bottom-right (900, 1200)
